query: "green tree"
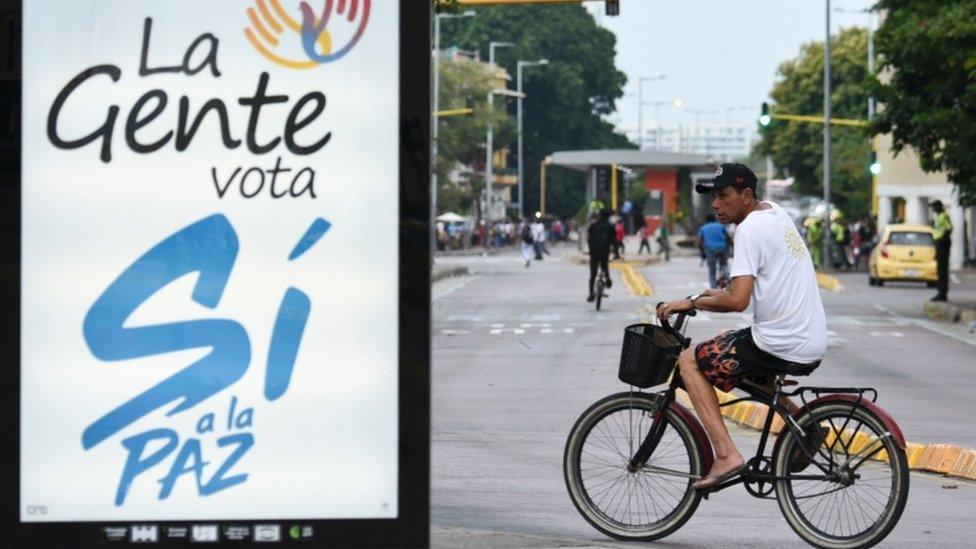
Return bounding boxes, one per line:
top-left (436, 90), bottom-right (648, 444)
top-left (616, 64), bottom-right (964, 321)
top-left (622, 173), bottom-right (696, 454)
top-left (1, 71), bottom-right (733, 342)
top-left (435, 56), bottom-right (513, 215)
top-left (440, 4), bottom-right (633, 219)
top-left (756, 27), bottom-right (872, 220)
top-left (870, 0), bottom-right (976, 206)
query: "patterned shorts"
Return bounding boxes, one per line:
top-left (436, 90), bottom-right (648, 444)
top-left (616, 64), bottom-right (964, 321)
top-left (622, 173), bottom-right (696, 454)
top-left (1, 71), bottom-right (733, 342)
top-left (693, 328), bottom-right (777, 393)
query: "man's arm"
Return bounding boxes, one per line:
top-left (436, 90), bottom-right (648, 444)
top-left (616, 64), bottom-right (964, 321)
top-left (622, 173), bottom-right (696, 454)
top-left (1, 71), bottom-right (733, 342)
top-left (656, 275), bottom-right (754, 320)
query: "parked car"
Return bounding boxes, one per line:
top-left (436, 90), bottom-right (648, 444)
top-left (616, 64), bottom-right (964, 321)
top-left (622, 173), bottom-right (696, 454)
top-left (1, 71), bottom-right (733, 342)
top-left (868, 224), bottom-right (937, 287)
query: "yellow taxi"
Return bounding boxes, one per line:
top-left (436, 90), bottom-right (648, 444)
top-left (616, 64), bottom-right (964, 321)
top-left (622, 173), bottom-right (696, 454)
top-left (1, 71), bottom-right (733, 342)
top-left (868, 224), bottom-right (937, 287)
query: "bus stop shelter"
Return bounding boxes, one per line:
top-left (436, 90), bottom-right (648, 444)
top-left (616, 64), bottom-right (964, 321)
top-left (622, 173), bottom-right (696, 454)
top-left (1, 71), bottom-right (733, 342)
top-left (547, 149), bottom-right (714, 233)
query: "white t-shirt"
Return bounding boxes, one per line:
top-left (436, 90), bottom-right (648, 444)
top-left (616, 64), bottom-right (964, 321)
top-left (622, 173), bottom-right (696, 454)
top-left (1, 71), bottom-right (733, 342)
top-left (730, 202), bottom-right (827, 363)
top-left (531, 222), bottom-right (546, 242)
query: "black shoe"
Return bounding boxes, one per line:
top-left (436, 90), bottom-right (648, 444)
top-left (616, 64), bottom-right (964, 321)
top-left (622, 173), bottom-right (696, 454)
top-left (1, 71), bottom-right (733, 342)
top-left (930, 295), bottom-right (947, 302)
top-left (587, 294), bottom-right (595, 302)
top-left (605, 279), bottom-right (613, 288)
top-left (790, 426), bottom-right (829, 473)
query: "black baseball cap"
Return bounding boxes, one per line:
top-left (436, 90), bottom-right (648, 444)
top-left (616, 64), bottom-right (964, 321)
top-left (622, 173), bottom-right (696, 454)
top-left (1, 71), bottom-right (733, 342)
top-left (695, 163), bottom-right (758, 194)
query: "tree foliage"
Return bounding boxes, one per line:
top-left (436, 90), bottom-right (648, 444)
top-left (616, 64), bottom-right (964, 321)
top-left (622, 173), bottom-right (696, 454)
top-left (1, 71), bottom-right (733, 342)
top-left (439, 4), bottom-right (633, 218)
top-left (870, 0), bottom-right (976, 206)
top-left (435, 57), bottom-right (513, 214)
top-left (756, 27), bottom-right (872, 220)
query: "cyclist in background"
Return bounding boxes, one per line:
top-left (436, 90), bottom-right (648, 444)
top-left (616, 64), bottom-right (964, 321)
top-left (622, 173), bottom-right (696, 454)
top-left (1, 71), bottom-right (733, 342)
top-left (698, 213), bottom-right (730, 289)
top-left (656, 163), bottom-right (827, 489)
top-left (587, 210), bottom-right (614, 302)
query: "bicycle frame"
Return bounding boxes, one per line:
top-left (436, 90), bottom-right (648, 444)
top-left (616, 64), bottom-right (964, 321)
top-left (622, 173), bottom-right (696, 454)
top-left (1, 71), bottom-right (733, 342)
top-left (627, 311), bottom-right (888, 497)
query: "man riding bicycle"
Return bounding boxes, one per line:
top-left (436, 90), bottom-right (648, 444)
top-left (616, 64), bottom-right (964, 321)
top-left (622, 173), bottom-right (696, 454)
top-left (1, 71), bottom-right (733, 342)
top-left (587, 210), bottom-right (614, 302)
top-left (656, 163), bottom-right (827, 489)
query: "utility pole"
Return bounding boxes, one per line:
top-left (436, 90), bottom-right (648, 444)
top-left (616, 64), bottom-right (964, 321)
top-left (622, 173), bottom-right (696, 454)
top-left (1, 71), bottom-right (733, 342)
top-left (823, 0), bottom-right (832, 269)
top-left (637, 75), bottom-right (665, 150)
top-left (517, 59), bottom-right (548, 217)
top-left (485, 41), bottom-right (513, 223)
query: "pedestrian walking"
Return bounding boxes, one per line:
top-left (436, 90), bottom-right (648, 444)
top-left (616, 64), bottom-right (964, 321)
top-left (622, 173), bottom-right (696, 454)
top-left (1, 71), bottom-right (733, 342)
top-left (531, 217), bottom-right (548, 260)
top-left (698, 214), bottom-right (731, 289)
top-left (638, 225), bottom-right (651, 254)
top-left (656, 218), bottom-right (671, 262)
top-left (931, 200), bottom-right (953, 302)
top-left (613, 218), bottom-right (625, 259)
top-left (519, 217), bottom-right (534, 267)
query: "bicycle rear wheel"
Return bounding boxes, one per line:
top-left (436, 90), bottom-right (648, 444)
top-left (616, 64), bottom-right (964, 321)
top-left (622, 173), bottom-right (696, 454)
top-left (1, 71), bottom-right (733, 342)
top-left (774, 401), bottom-right (909, 548)
top-left (563, 392), bottom-right (703, 541)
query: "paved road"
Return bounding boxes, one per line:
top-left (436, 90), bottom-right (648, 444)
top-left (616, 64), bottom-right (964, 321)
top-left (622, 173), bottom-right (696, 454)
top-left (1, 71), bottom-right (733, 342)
top-left (431, 246), bottom-right (975, 547)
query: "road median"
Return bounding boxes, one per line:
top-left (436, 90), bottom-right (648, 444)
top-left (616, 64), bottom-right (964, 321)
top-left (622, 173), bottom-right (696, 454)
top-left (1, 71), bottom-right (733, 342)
top-left (679, 389), bottom-right (976, 482)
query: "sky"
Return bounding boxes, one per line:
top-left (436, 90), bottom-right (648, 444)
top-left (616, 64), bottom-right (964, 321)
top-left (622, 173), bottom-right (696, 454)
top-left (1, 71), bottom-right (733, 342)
top-left (582, 0), bottom-right (875, 140)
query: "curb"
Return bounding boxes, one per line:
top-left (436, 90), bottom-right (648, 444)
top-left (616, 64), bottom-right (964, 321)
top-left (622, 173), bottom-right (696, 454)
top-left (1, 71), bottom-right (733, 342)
top-left (680, 389), bottom-right (976, 482)
top-left (816, 272), bottom-right (845, 293)
top-left (432, 265), bottom-right (468, 283)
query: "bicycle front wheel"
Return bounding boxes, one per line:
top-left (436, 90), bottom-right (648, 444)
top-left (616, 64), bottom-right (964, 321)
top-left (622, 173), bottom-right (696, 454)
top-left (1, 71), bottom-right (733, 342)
top-left (563, 392), bottom-right (704, 541)
top-left (774, 401), bottom-right (909, 548)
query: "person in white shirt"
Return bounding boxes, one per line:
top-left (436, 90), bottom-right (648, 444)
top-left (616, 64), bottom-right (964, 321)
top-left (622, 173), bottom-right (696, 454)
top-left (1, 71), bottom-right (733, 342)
top-left (530, 218), bottom-right (549, 259)
top-left (656, 163), bottom-right (827, 489)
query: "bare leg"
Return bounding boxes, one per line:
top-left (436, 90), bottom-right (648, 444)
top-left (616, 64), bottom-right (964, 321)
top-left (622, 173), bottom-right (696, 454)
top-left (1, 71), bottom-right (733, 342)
top-left (677, 348), bottom-right (745, 487)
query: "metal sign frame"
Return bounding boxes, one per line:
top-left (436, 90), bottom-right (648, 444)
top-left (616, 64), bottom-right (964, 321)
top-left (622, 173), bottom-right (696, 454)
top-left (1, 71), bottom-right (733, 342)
top-left (0, 0), bottom-right (430, 546)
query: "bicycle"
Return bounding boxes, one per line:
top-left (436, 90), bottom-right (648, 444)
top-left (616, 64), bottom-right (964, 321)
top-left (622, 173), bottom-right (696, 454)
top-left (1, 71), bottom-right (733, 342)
top-left (563, 308), bottom-right (909, 548)
top-left (594, 270), bottom-right (610, 311)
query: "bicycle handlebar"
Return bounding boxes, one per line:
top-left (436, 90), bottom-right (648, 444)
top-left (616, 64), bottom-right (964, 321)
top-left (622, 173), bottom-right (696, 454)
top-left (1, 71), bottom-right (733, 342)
top-left (655, 298), bottom-right (697, 348)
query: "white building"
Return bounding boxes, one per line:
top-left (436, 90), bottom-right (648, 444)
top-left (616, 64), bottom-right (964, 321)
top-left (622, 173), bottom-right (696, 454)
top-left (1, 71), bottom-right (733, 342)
top-left (641, 125), bottom-right (755, 161)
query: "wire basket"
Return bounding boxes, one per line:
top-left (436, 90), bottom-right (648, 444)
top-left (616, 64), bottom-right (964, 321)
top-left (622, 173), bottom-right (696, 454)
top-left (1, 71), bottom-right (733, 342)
top-left (618, 323), bottom-right (683, 388)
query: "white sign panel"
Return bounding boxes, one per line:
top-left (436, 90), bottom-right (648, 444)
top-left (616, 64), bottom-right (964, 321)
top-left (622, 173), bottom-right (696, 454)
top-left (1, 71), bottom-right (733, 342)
top-left (21, 0), bottom-right (398, 521)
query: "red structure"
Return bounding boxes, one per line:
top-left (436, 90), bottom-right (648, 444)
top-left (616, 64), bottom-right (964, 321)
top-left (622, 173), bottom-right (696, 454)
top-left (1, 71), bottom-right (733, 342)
top-left (642, 170), bottom-right (678, 234)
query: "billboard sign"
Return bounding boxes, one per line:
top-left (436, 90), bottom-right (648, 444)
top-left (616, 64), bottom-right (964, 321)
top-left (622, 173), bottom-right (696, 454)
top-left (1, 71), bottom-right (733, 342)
top-left (8, 0), bottom-right (429, 545)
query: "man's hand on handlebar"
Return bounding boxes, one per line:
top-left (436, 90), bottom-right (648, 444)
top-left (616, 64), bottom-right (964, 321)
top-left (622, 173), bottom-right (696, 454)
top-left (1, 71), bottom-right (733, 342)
top-left (656, 299), bottom-right (693, 323)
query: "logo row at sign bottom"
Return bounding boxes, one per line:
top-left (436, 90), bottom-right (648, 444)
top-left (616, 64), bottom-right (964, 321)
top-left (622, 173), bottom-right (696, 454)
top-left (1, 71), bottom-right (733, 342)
top-left (102, 523), bottom-right (313, 543)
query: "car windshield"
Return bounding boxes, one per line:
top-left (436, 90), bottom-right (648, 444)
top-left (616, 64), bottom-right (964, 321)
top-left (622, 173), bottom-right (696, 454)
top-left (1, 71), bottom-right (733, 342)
top-left (888, 231), bottom-right (934, 246)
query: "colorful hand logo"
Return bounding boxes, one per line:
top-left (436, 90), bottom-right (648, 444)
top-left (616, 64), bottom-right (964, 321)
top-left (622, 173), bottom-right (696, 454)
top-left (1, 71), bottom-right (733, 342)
top-left (245, 0), bottom-right (371, 70)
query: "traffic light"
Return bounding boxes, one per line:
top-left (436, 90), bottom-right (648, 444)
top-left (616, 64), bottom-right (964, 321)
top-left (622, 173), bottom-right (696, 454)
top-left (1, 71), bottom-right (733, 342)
top-left (759, 102), bottom-right (772, 127)
top-left (606, 0), bottom-right (620, 16)
top-left (869, 151), bottom-right (881, 175)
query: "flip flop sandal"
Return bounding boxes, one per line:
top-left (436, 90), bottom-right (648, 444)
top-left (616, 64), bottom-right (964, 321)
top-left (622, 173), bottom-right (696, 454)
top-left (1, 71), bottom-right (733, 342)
top-left (692, 463), bottom-right (749, 490)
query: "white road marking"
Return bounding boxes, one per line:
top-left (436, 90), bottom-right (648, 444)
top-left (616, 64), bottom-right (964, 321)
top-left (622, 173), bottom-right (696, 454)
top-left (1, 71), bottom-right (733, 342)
top-left (513, 329), bottom-right (525, 334)
top-left (432, 274), bottom-right (478, 301)
top-left (489, 329), bottom-right (502, 335)
top-left (440, 329), bottom-right (469, 335)
top-left (541, 329), bottom-right (553, 334)
top-left (523, 314), bottom-right (561, 321)
top-left (564, 328), bottom-right (575, 334)
top-left (873, 303), bottom-right (976, 348)
top-left (445, 314), bottom-right (485, 322)
top-left (492, 323), bottom-right (505, 328)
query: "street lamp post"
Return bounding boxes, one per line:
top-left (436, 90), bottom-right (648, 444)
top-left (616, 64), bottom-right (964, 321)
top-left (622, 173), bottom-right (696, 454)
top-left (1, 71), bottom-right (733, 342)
top-left (823, 0), bottom-right (832, 269)
top-left (837, 5), bottom-right (878, 212)
top-left (517, 58), bottom-right (548, 218)
top-left (637, 75), bottom-right (665, 150)
top-left (486, 41), bottom-right (514, 223)
top-left (432, 10), bottom-right (474, 248)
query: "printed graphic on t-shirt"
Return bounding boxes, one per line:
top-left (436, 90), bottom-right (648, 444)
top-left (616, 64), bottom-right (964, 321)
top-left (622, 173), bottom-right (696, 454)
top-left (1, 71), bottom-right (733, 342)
top-left (784, 224), bottom-right (806, 260)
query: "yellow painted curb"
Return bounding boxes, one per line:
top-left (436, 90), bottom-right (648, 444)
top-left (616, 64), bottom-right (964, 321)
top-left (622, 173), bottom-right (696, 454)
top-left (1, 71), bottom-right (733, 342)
top-left (680, 387), bottom-right (976, 482)
top-left (610, 261), bottom-right (653, 296)
top-left (816, 272), bottom-right (845, 293)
